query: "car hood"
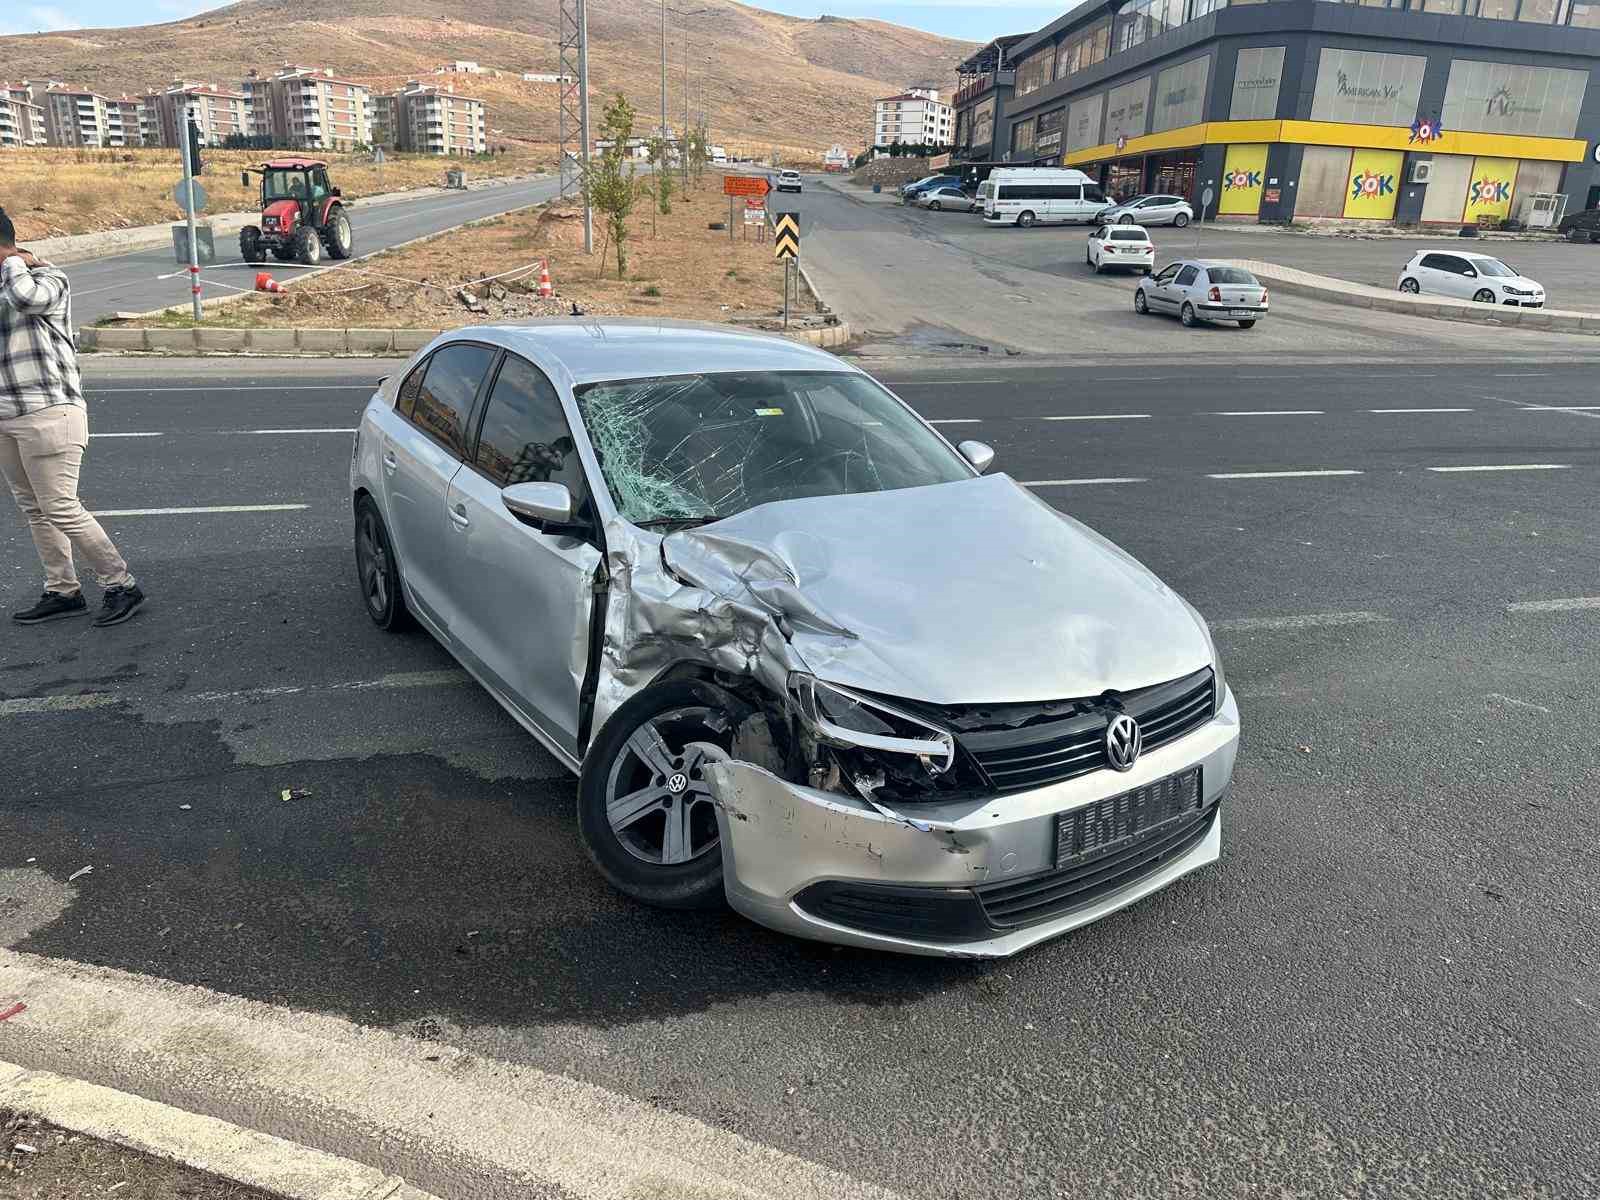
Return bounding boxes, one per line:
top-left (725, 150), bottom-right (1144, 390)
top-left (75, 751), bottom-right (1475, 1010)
top-left (660, 473), bottom-right (1212, 705)
top-left (1499, 275), bottom-right (1543, 290)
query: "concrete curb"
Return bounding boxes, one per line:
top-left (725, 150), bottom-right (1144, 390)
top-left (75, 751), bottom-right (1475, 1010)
top-left (0, 947), bottom-right (899, 1200)
top-left (0, 1060), bottom-right (439, 1200)
top-left (80, 321), bottom-right (851, 355)
top-left (1221, 257), bottom-right (1600, 334)
top-left (31, 174), bottom-right (553, 266)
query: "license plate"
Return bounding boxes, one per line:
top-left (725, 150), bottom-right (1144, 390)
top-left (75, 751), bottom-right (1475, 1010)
top-left (1054, 767), bottom-right (1203, 868)
top-left (1230, 308), bottom-right (1256, 318)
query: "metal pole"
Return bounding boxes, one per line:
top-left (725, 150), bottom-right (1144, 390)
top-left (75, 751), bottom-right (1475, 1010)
top-left (577, 0), bottom-right (593, 254)
top-left (682, 25), bottom-right (690, 192)
top-left (783, 259), bottom-right (790, 329)
top-left (660, 0), bottom-right (668, 148)
top-left (179, 107), bottom-right (202, 321)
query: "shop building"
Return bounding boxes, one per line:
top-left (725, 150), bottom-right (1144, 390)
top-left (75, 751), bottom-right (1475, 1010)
top-left (952, 35), bottom-right (1031, 162)
top-left (992, 0), bottom-right (1600, 226)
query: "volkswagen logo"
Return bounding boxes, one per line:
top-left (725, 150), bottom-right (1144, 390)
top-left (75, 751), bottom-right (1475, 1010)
top-left (1105, 713), bottom-right (1142, 772)
top-left (667, 771), bottom-right (690, 795)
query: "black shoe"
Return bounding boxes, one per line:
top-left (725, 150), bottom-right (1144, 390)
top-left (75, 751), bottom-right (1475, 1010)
top-left (93, 583), bottom-right (146, 628)
top-left (13, 590), bottom-right (88, 624)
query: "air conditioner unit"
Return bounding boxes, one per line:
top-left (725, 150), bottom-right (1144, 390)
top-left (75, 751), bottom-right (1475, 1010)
top-left (1410, 160), bottom-right (1433, 185)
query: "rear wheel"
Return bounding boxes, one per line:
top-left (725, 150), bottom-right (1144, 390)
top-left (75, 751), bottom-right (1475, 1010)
top-left (1017, 211), bottom-right (1036, 228)
top-left (354, 498), bottom-right (411, 631)
top-left (1134, 289), bottom-right (1149, 314)
top-left (239, 226), bottom-right (261, 263)
top-left (1399, 277), bottom-right (1421, 294)
top-left (1180, 301), bottom-right (1198, 327)
top-left (294, 225), bottom-right (322, 265)
top-left (1174, 212), bottom-right (1191, 228)
top-left (325, 209), bottom-right (353, 259)
top-left (1565, 226), bottom-right (1586, 243)
top-left (1119, 214), bottom-right (1135, 224)
top-left (1473, 288), bottom-right (1495, 304)
top-left (578, 681), bottom-right (748, 909)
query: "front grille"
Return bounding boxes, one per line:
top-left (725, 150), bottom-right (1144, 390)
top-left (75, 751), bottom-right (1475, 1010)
top-left (957, 667), bottom-right (1215, 795)
top-left (978, 800), bottom-right (1218, 930)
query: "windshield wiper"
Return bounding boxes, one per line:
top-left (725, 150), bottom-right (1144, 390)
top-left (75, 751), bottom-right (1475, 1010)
top-left (635, 515), bottom-right (718, 532)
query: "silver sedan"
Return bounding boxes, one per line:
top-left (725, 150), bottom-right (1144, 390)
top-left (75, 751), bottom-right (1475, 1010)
top-left (916, 186), bottom-right (977, 213)
top-left (350, 321), bottom-right (1238, 957)
top-left (1135, 260), bottom-right (1269, 328)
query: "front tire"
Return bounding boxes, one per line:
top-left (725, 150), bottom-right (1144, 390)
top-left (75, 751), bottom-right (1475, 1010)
top-left (1399, 277), bottom-right (1421, 294)
top-left (1473, 288), bottom-right (1495, 304)
top-left (1017, 211), bottom-right (1036, 228)
top-left (1119, 214), bottom-right (1135, 225)
top-left (1174, 212), bottom-right (1191, 228)
top-left (1180, 301), bottom-right (1198, 327)
top-left (354, 497), bottom-right (411, 631)
top-left (294, 225), bottom-right (322, 265)
top-left (1134, 289), bottom-right (1149, 314)
top-left (578, 681), bottom-right (749, 910)
top-left (239, 226), bottom-right (261, 263)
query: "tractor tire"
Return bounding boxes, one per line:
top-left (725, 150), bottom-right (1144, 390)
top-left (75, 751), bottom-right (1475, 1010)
top-left (325, 208), bottom-right (354, 260)
top-left (294, 225), bottom-right (322, 266)
top-left (239, 226), bottom-right (262, 264)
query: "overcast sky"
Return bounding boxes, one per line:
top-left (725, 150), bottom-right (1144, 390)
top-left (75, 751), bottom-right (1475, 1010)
top-left (0, 0), bottom-right (1062, 43)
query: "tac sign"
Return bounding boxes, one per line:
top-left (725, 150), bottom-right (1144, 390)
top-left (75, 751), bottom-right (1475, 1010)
top-left (723, 174), bottom-right (771, 199)
top-left (744, 199), bottom-right (766, 225)
top-left (773, 212), bottom-right (800, 260)
top-left (174, 178), bottom-right (208, 215)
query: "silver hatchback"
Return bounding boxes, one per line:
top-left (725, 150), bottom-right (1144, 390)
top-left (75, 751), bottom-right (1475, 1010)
top-left (1135, 260), bottom-right (1269, 328)
top-left (350, 321), bottom-right (1238, 957)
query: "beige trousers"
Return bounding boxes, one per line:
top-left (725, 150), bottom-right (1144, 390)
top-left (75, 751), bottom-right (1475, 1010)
top-left (0, 405), bottom-right (132, 595)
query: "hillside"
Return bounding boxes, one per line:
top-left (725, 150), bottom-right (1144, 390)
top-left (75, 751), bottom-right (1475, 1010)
top-left (0, 0), bottom-right (977, 156)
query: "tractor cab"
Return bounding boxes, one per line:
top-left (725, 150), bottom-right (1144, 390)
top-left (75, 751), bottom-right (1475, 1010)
top-left (238, 157), bottom-right (354, 266)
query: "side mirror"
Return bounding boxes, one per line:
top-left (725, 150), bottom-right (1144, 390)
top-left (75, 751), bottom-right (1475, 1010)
top-left (241, 171), bottom-right (251, 187)
top-left (330, 187), bottom-right (342, 197)
top-left (502, 481), bottom-right (573, 527)
top-left (958, 440), bottom-right (996, 475)
top-left (1463, 266), bottom-right (1478, 277)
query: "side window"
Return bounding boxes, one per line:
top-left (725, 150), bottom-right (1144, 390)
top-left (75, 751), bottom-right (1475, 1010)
top-left (410, 343), bottom-right (495, 458)
top-left (1154, 264), bottom-right (1181, 283)
top-left (1094, 225), bottom-right (1108, 238)
top-left (1457, 258), bottom-right (1479, 276)
top-left (1175, 265), bottom-right (1200, 287)
top-left (396, 360), bottom-right (427, 420)
top-left (473, 354), bottom-right (590, 509)
top-left (1420, 254), bottom-right (1452, 272)
top-left (1061, 185), bottom-right (1082, 201)
top-left (1083, 185), bottom-right (1106, 203)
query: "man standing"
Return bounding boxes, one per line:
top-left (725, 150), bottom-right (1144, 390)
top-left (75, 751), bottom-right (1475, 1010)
top-left (0, 206), bottom-right (146, 626)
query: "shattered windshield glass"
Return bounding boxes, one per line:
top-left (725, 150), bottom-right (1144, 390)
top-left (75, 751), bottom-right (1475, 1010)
top-left (574, 371), bottom-right (972, 526)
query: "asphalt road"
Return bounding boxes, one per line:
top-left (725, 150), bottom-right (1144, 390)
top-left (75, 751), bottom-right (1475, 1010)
top-left (798, 181), bottom-right (1600, 358)
top-left (3, 355), bottom-right (1598, 1199)
top-left (62, 176), bottom-right (564, 326)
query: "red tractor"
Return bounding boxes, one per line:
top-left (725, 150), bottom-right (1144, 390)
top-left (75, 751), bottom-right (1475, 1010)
top-left (238, 157), bottom-right (354, 266)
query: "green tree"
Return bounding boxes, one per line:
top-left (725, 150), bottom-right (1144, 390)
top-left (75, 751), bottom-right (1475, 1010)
top-left (586, 94), bottom-right (639, 279)
top-left (686, 124), bottom-right (709, 185)
top-left (643, 135), bottom-right (674, 234)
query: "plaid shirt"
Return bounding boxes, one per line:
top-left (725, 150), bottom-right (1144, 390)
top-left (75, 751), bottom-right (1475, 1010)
top-left (0, 255), bottom-right (83, 421)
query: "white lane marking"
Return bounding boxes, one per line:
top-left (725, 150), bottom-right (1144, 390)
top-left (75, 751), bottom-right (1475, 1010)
top-left (887, 379), bottom-right (1006, 386)
top-left (87, 385), bottom-right (372, 393)
top-left (1207, 469), bottom-right (1363, 480)
top-left (928, 419), bottom-right (981, 425)
top-left (89, 432), bottom-right (164, 438)
top-left (1494, 372), bottom-right (1550, 377)
top-left (1426, 464), bottom-right (1571, 473)
top-left (1211, 611), bottom-right (1390, 633)
top-left (1521, 405), bottom-right (1600, 412)
top-left (1485, 692), bottom-right (1552, 714)
top-left (0, 694), bottom-right (123, 716)
top-left (90, 504), bottom-right (311, 517)
top-left (1023, 477), bottom-right (1148, 487)
top-left (1369, 407), bottom-right (1473, 414)
top-left (1210, 410), bottom-right (1324, 417)
top-left (1043, 413), bottom-right (1151, 422)
top-left (236, 428), bottom-right (358, 435)
top-left (1506, 596), bottom-right (1600, 613)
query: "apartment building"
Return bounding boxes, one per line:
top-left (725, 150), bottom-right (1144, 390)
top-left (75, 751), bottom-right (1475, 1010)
top-left (374, 81), bottom-right (487, 156)
top-left (243, 66), bottom-right (372, 151)
top-left (871, 87), bottom-right (954, 149)
top-left (0, 82), bottom-right (46, 147)
top-left (145, 81), bottom-right (249, 148)
top-left (36, 83), bottom-right (113, 147)
top-left (105, 95), bottom-right (145, 147)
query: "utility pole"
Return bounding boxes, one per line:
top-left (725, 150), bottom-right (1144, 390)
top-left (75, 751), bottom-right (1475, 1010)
top-left (178, 103), bottom-right (202, 321)
top-left (660, 0), bottom-right (668, 146)
top-left (558, 0), bottom-right (593, 253)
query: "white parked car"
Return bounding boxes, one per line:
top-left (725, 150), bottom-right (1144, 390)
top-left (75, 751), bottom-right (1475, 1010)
top-left (916, 186), bottom-right (976, 213)
top-left (1135, 260), bottom-right (1268, 329)
top-left (1396, 251), bottom-right (1545, 307)
top-left (1088, 224), bottom-right (1155, 274)
top-left (1097, 194), bottom-right (1194, 228)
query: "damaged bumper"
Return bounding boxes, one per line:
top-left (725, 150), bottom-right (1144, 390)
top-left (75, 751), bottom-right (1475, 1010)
top-left (705, 686), bottom-right (1239, 958)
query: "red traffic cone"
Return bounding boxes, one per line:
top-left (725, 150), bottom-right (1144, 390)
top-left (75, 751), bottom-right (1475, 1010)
top-left (537, 261), bottom-right (554, 299)
top-left (255, 272), bottom-right (285, 294)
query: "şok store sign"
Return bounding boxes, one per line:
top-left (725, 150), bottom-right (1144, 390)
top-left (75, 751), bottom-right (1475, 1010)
top-left (1218, 144), bottom-right (1267, 215)
top-left (1462, 156), bottom-right (1518, 222)
top-left (1344, 149), bottom-right (1403, 220)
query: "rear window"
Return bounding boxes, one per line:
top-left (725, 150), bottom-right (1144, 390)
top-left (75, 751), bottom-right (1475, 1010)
top-left (1110, 229), bottom-right (1149, 241)
top-left (1206, 267), bottom-right (1257, 285)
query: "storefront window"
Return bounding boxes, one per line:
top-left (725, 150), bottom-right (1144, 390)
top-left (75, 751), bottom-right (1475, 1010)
top-left (1015, 49), bottom-right (1055, 98)
top-left (1193, 0), bottom-right (1228, 13)
top-left (1105, 160), bottom-right (1144, 202)
top-left (1011, 117), bottom-right (1036, 158)
top-left (1573, 0), bottom-right (1600, 23)
top-left (1147, 149), bottom-right (1200, 200)
top-left (1517, 0), bottom-right (1560, 20)
top-left (1421, 0), bottom-right (1464, 12)
top-left (1473, 0), bottom-right (1518, 17)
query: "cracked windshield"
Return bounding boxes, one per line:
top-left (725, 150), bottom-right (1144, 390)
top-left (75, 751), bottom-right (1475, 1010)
top-left (574, 371), bottom-right (971, 525)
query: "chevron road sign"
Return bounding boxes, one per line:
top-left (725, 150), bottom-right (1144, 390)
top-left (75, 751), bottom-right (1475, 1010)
top-left (773, 212), bottom-right (800, 260)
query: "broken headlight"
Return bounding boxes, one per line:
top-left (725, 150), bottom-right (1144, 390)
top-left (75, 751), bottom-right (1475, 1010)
top-left (788, 674), bottom-right (956, 777)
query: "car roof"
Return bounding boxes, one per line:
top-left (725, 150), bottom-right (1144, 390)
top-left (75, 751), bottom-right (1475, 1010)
top-left (1412, 248), bottom-right (1502, 261)
top-left (439, 319), bottom-right (854, 386)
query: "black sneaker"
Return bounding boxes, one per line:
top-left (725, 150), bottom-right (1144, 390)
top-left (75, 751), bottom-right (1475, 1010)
top-left (92, 583), bottom-right (146, 628)
top-left (13, 590), bottom-right (88, 624)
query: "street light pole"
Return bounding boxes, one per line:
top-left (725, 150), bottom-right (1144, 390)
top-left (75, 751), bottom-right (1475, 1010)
top-left (660, 0), bottom-right (668, 146)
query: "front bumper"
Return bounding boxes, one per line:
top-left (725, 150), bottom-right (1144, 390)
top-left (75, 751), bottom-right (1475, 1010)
top-left (706, 686), bottom-right (1240, 958)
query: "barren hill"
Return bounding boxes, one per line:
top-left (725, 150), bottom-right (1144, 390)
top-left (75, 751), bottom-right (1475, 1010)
top-left (0, 0), bottom-right (976, 155)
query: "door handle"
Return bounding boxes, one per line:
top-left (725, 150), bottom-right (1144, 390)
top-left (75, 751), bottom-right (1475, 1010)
top-left (449, 502), bottom-right (470, 528)
top-left (382, 451), bottom-right (397, 473)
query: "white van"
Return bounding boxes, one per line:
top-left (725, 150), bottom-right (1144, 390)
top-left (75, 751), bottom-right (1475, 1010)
top-left (981, 167), bottom-right (1108, 228)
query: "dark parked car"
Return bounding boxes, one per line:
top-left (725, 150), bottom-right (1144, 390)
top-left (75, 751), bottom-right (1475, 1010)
top-left (1557, 207), bottom-right (1600, 243)
top-left (900, 174), bottom-right (961, 202)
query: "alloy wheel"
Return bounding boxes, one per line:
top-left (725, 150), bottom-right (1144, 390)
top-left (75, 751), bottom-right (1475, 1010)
top-left (356, 510), bottom-right (389, 616)
top-left (1473, 289), bottom-right (1496, 304)
top-left (605, 706), bottom-right (729, 866)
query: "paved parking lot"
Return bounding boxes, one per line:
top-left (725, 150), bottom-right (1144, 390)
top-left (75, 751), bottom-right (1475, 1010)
top-left (2, 355), bottom-right (1596, 1199)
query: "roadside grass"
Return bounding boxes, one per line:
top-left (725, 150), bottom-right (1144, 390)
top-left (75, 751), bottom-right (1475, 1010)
top-left (3, 145), bottom-right (546, 241)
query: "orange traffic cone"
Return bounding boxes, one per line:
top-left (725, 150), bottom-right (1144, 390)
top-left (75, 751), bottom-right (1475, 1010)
top-left (255, 272), bottom-right (285, 294)
top-left (537, 261), bottom-right (554, 299)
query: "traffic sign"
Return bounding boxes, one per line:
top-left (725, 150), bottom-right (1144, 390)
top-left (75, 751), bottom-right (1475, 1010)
top-left (773, 211), bottom-right (799, 260)
top-left (373, 145), bottom-right (386, 165)
top-left (744, 198), bottom-right (766, 225)
top-left (174, 178), bottom-right (208, 215)
top-left (723, 174), bottom-right (771, 199)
